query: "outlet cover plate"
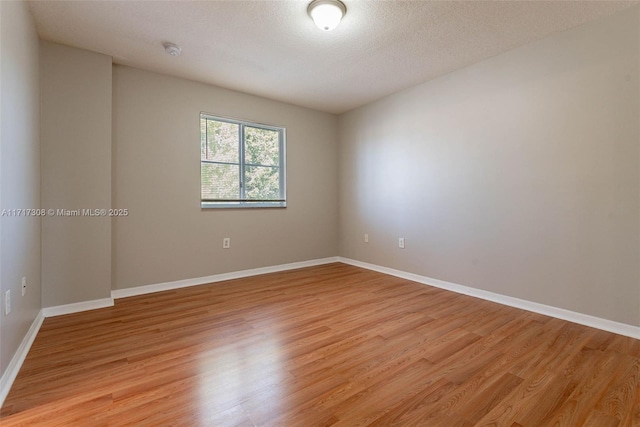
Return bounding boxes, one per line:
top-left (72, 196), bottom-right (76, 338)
top-left (4, 290), bottom-right (11, 316)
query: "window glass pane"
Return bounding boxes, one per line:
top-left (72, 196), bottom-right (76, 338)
top-left (245, 126), bottom-right (279, 166)
top-left (200, 118), bottom-right (207, 159)
top-left (201, 162), bottom-right (240, 200)
top-left (202, 119), bottom-right (239, 163)
top-left (245, 165), bottom-right (280, 200)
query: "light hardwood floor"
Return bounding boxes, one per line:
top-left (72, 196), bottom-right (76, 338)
top-left (1, 263), bottom-right (639, 426)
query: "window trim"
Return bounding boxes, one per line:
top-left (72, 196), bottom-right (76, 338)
top-left (200, 113), bottom-right (287, 209)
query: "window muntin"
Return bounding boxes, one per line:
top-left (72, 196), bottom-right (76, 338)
top-left (201, 114), bottom-right (286, 208)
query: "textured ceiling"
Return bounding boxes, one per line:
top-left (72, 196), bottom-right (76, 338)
top-left (28, 0), bottom-right (637, 114)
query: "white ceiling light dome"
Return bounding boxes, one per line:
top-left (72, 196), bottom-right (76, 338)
top-left (307, 0), bottom-right (346, 32)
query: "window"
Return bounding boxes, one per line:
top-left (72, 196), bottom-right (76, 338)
top-left (200, 113), bottom-right (286, 208)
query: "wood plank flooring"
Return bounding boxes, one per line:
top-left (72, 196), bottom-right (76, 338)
top-left (1, 263), bottom-right (639, 426)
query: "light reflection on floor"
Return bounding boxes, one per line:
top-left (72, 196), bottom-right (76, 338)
top-left (197, 329), bottom-right (288, 424)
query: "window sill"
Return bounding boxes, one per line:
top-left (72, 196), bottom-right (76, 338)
top-left (201, 201), bottom-right (287, 209)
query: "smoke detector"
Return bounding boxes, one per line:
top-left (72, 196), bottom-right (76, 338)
top-left (163, 43), bottom-right (182, 57)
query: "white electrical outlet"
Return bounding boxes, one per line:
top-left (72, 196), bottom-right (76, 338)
top-left (399, 237), bottom-right (405, 249)
top-left (364, 233), bottom-right (369, 243)
top-left (223, 237), bottom-right (230, 249)
top-left (4, 290), bottom-right (11, 316)
top-left (21, 277), bottom-right (26, 296)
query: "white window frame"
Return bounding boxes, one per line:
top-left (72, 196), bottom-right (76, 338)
top-left (200, 113), bottom-right (286, 209)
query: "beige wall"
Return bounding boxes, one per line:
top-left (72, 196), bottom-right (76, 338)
top-left (0, 1), bottom-right (41, 375)
top-left (40, 42), bottom-right (112, 307)
top-left (112, 66), bottom-right (338, 289)
top-left (339, 7), bottom-right (640, 326)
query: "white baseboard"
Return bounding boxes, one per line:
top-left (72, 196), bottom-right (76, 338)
top-left (112, 257), bottom-right (340, 299)
top-left (338, 257), bottom-right (640, 340)
top-left (42, 297), bottom-right (114, 317)
top-left (0, 310), bottom-right (44, 408)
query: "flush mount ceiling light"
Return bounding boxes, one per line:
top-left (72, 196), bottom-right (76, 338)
top-left (163, 42), bottom-right (182, 57)
top-left (307, 0), bottom-right (346, 31)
